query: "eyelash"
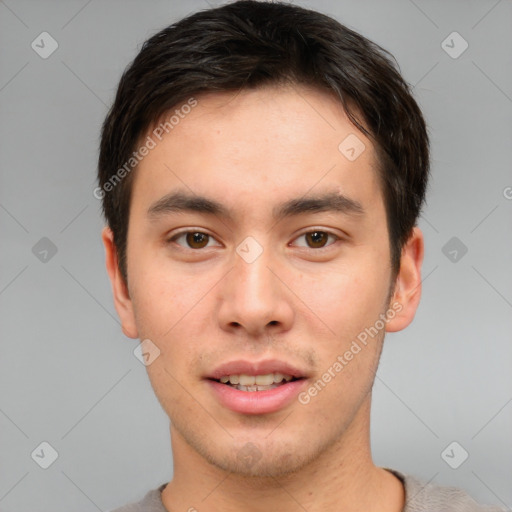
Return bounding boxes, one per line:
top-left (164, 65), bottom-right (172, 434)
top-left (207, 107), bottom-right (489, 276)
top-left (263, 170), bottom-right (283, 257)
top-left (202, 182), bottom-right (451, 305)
top-left (166, 229), bottom-right (341, 251)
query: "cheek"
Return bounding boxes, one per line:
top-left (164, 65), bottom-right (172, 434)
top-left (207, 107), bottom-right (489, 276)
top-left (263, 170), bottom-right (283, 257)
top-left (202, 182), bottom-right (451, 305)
top-left (129, 253), bottom-right (200, 332)
top-left (129, 263), bottom-right (216, 372)
top-left (295, 260), bottom-right (387, 331)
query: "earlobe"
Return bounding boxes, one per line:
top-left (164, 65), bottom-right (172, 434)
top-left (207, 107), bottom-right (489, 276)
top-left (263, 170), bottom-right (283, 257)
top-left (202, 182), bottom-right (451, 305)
top-left (101, 227), bottom-right (139, 339)
top-left (385, 226), bottom-right (424, 333)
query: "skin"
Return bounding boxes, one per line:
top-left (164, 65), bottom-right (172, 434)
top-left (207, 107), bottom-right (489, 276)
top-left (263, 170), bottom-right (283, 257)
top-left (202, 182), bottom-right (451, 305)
top-left (103, 84), bottom-right (424, 512)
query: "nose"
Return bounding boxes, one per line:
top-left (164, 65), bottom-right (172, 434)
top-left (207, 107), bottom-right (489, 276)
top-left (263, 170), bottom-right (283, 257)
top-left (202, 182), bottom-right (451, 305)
top-left (217, 242), bottom-right (294, 337)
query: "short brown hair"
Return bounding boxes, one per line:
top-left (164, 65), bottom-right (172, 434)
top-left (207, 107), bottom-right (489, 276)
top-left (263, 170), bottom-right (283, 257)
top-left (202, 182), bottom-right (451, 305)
top-left (98, 0), bottom-right (430, 283)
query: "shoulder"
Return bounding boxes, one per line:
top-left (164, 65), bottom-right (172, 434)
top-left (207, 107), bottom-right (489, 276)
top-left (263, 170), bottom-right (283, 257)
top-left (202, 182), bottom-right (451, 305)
top-left (386, 469), bottom-right (508, 512)
top-left (109, 483), bottom-right (168, 512)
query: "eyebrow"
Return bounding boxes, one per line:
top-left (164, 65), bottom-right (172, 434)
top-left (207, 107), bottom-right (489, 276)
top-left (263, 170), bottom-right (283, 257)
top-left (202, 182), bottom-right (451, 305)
top-left (147, 189), bottom-right (365, 221)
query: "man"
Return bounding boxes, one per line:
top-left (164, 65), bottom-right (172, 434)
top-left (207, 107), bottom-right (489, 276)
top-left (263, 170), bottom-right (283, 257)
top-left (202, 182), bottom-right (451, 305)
top-left (97, 1), bottom-right (505, 510)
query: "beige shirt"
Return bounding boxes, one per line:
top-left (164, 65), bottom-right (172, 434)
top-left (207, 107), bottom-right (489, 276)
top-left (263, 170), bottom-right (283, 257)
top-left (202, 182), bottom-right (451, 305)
top-left (110, 469), bottom-right (508, 512)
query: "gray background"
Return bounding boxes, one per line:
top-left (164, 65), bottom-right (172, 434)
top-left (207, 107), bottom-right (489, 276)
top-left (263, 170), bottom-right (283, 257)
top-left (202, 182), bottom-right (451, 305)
top-left (1, 0), bottom-right (511, 510)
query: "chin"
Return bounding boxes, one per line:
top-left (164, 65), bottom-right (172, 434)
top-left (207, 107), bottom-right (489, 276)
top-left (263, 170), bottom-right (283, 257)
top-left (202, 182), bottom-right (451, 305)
top-left (190, 427), bottom-right (333, 479)
top-left (214, 446), bottom-right (317, 479)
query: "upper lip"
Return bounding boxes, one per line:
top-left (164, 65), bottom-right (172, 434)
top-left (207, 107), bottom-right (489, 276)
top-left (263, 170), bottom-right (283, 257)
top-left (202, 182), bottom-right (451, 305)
top-left (206, 359), bottom-right (309, 380)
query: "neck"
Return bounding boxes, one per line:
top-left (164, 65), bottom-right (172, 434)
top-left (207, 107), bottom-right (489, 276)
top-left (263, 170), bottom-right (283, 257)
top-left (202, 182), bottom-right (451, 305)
top-left (161, 396), bottom-right (404, 512)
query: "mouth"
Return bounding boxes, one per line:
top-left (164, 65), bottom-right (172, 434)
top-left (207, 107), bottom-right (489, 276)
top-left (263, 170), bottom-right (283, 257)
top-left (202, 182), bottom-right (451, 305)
top-left (204, 360), bottom-right (309, 414)
top-left (208, 373), bottom-right (302, 392)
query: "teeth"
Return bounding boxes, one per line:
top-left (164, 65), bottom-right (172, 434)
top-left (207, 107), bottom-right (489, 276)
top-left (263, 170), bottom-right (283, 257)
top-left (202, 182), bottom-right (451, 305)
top-left (255, 374), bottom-right (274, 386)
top-left (274, 372), bottom-right (285, 383)
top-left (218, 373), bottom-right (295, 385)
top-left (235, 383), bottom-right (280, 392)
top-left (239, 374), bottom-right (256, 386)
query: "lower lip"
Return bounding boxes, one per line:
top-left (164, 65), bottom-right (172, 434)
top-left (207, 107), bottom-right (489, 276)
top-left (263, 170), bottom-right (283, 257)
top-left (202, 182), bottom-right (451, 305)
top-left (206, 379), bottom-right (307, 415)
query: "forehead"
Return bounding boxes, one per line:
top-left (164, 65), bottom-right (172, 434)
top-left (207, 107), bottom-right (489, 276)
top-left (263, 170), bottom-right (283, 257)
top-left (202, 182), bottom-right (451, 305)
top-left (132, 84), bottom-right (383, 222)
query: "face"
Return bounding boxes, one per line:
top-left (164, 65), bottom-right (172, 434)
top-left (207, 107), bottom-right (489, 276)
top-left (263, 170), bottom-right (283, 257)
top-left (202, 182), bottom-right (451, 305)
top-left (104, 84), bottom-right (423, 478)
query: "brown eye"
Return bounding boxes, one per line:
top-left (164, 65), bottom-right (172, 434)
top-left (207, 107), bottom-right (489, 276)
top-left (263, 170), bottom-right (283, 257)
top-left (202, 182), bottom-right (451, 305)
top-left (305, 231), bottom-right (329, 248)
top-left (185, 232), bottom-right (209, 249)
top-left (169, 231), bottom-right (219, 250)
top-left (292, 230), bottom-right (339, 250)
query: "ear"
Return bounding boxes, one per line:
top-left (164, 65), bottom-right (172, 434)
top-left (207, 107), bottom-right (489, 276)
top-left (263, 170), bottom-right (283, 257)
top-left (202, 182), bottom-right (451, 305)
top-left (101, 226), bottom-right (139, 339)
top-left (386, 226), bottom-right (424, 332)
